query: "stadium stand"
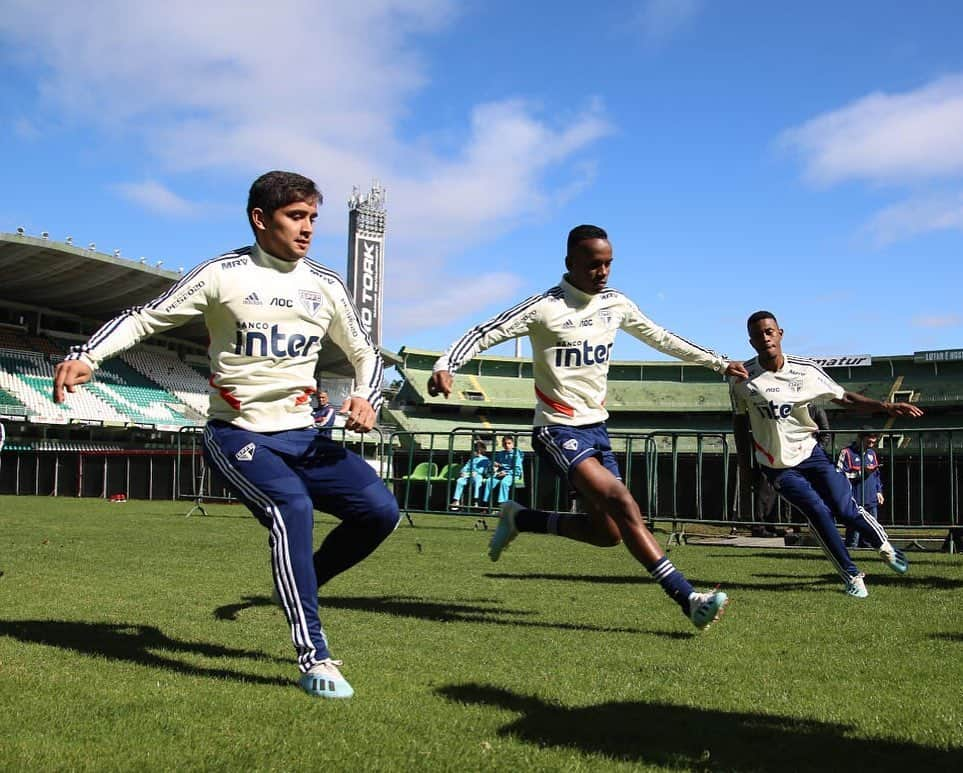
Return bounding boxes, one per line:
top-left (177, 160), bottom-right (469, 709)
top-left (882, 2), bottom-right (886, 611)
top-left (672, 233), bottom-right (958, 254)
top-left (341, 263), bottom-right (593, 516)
top-left (0, 333), bottom-right (203, 428)
top-left (120, 347), bottom-right (210, 417)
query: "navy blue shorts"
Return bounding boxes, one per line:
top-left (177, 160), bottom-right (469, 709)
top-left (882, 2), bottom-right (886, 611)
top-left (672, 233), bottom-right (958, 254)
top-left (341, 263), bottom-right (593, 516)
top-left (532, 423), bottom-right (621, 481)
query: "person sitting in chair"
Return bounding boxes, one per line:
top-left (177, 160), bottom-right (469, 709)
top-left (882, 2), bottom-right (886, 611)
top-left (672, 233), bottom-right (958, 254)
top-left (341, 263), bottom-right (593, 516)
top-left (450, 440), bottom-right (491, 510)
top-left (483, 436), bottom-right (524, 506)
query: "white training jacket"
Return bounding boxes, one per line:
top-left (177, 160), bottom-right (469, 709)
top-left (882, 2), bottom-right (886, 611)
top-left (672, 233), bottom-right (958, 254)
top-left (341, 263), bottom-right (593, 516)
top-left (433, 275), bottom-right (729, 427)
top-left (729, 355), bottom-right (845, 469)
top-left (66, 244), bottom-right (383, 433)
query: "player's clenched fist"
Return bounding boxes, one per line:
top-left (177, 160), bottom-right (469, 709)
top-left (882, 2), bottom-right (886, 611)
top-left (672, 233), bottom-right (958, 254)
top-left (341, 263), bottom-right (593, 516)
top-left (52, 360), bottom-right (93, 404)
top-left (427, 370), bottom-right (453, 398)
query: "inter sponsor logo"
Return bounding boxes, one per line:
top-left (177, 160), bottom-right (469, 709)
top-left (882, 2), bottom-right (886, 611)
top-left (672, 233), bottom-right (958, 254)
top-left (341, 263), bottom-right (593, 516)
top-left (755, 400), bottom-right (793, 420)
top-left (233, 323), bottom-right (321, 357)
top-left (554, 339), bottom-right (614, 368)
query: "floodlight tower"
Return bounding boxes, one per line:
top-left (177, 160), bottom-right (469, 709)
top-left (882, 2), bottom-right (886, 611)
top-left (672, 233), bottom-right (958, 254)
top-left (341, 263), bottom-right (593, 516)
top-left (346, 181), bottom-right (386, 347)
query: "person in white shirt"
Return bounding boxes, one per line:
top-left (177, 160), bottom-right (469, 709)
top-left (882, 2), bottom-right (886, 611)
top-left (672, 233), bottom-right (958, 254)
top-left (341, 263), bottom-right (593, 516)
top-left (430, 224), bottom-right (748, 630)
top-left (52, 171), bottom-right (399, 698)
top-left (731, 310), bottom-right (922, 598)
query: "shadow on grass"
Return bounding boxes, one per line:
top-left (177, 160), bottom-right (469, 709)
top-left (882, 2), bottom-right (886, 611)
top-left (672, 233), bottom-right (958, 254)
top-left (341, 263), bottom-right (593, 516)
top-left (485, 571), bottom-right (837, 593)
top-left (707, 551), bottom-right (955, 567)
top-left (930, 632), bottom-right (963, 642)
top-left (689, 571), bottom-right (963, 592)
top-left (437, 683), bottom-right (963, 770)
top-left (484, 572), bottom-right (644, 585)
top-left (0, 619), bottom-right (290, 687)
top-left (214, 595), bottom-right (648, 634)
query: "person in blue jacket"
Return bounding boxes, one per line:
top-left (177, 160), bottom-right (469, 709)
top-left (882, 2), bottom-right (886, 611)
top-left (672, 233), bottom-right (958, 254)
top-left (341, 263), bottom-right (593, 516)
top-left (312, 390), bottom-right (337, 438)
top-left (837, 429), bottom-right (884, 548)
top-left (483, 435), bottom-right (524, 506)
top-left (450, 440), bottom-right (492, 509)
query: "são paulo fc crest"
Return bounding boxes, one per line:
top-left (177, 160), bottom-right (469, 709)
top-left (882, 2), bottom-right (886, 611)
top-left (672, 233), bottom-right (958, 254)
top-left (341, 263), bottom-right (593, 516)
top-left (235, 443), bottom-right (256, 462)
top-left (788, 378), bottom-right (803, 394)
top-left (299, 290), bottom-right (325, 317)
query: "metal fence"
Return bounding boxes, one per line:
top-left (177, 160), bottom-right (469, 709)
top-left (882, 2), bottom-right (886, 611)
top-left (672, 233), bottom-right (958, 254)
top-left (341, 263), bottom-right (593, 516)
top-left (385, 427), bottom-right (962, 535)
top-left (2, 426), bottom-right (959, 542)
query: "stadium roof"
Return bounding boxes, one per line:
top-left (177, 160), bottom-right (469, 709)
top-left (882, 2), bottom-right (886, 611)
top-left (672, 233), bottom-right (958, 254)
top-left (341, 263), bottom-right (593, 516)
top-left (0, 232), bottom-right (400, 376)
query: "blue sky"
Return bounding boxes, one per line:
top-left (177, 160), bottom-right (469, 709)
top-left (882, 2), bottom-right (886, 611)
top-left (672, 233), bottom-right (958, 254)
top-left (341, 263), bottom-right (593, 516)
top-left (1, 0), bottom-right (962, 364)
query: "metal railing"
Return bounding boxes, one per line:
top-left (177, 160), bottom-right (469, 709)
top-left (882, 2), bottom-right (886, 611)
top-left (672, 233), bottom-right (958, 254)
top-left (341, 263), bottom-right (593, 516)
top-left (385, 427), bottom-right (961, 538)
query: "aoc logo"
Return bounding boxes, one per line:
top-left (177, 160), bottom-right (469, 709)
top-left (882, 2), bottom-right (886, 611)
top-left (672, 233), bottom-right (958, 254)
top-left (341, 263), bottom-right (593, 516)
top-left (233, 324), bottom-right (321, 357)
top-left (554, 340), bottom-right (614, 368)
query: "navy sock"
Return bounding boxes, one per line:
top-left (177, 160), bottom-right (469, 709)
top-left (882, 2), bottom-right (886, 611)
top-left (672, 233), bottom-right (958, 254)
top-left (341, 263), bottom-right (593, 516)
top-left (515, 508), bottom-right (549, 534)
top-left (650, 557), bottom-right (695, 613)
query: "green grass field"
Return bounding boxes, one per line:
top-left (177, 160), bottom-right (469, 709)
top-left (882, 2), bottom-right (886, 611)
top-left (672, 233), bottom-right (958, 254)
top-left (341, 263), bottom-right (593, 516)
top-left (1, 495), bottom-right (961, 771)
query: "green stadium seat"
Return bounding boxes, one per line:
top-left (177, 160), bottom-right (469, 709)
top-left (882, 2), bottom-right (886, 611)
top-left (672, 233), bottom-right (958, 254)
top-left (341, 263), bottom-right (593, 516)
top-left (401, 462), bottom-right (438, 481)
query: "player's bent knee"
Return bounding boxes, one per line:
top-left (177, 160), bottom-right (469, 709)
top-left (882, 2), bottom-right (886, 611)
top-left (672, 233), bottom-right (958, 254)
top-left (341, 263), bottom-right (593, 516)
top-left (600, 487), bottom-right (641, 523)
top-left (358, 481), bottom-right (401, 536)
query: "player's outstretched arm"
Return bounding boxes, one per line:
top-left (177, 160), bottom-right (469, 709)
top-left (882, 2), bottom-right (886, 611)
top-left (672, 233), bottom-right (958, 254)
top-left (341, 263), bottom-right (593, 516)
top-left (52, 360), bottom-right (93, 404)
top-left (832, 391), bottom-right (924, 418)
top-left (427, 370), bottom-right (454, 398)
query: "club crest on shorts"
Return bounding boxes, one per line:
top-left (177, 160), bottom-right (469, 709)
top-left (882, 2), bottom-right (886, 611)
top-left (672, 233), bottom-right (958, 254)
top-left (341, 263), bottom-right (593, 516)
top-left (299, 290), bottom-right (325, 317)
top-left (562, 438), bottom-right (579, 451)
top-left (235, 442), bottom-right (256, 462)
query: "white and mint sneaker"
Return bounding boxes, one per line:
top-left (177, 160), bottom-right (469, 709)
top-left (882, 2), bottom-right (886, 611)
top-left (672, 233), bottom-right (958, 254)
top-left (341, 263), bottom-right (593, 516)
top-left (688, 590), bottom-right (729, 630)
top-left (844, 573), bottom-right (868, 598)
top-left (299, 659), bottom-right (354, 699)
top-left (878, 541), bottom-right (909, 575)
top-left (488, 501), bottom-right (522, 562)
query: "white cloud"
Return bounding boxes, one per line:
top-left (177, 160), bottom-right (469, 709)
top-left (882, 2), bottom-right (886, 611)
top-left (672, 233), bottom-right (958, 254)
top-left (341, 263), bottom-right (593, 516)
top-left (113, 180), bottom-right (197, 217)
top-left (635, 0), bottom-right (703, 47)
top-left (0, 0), bottom-right (610, 337)
top-left (779, 75), bottom-right (963, 186)
top-left (865, 192), bottom-right (963, 245)
top-left (387, 271), bottom-right (524, 333)
top-left (912, 313), bottom-right (961, 329)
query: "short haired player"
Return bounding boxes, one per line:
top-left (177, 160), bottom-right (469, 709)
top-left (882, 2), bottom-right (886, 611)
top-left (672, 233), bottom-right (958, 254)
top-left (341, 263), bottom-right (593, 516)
top-left (429, 224), bottom-right (749, 630)
top-left (53, 171), bottom-right (399, 698)
top-left (730, 311), bottom-right (923, 597)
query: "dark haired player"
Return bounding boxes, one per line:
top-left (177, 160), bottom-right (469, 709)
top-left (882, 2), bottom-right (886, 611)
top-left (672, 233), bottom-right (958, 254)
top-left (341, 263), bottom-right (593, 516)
top-left (429, 225), bottom-right (747, 630)
top-left (731, 311), bottom-right (922, 597)
top-left (53, 171), bottom-right (399, 698)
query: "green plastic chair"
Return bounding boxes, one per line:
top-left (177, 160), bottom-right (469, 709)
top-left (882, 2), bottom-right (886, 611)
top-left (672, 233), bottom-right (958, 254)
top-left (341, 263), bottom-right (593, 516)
top-left (401, 462), bottom-right (438, 481)
top-left (432, 463), bottom-right (461, 482)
